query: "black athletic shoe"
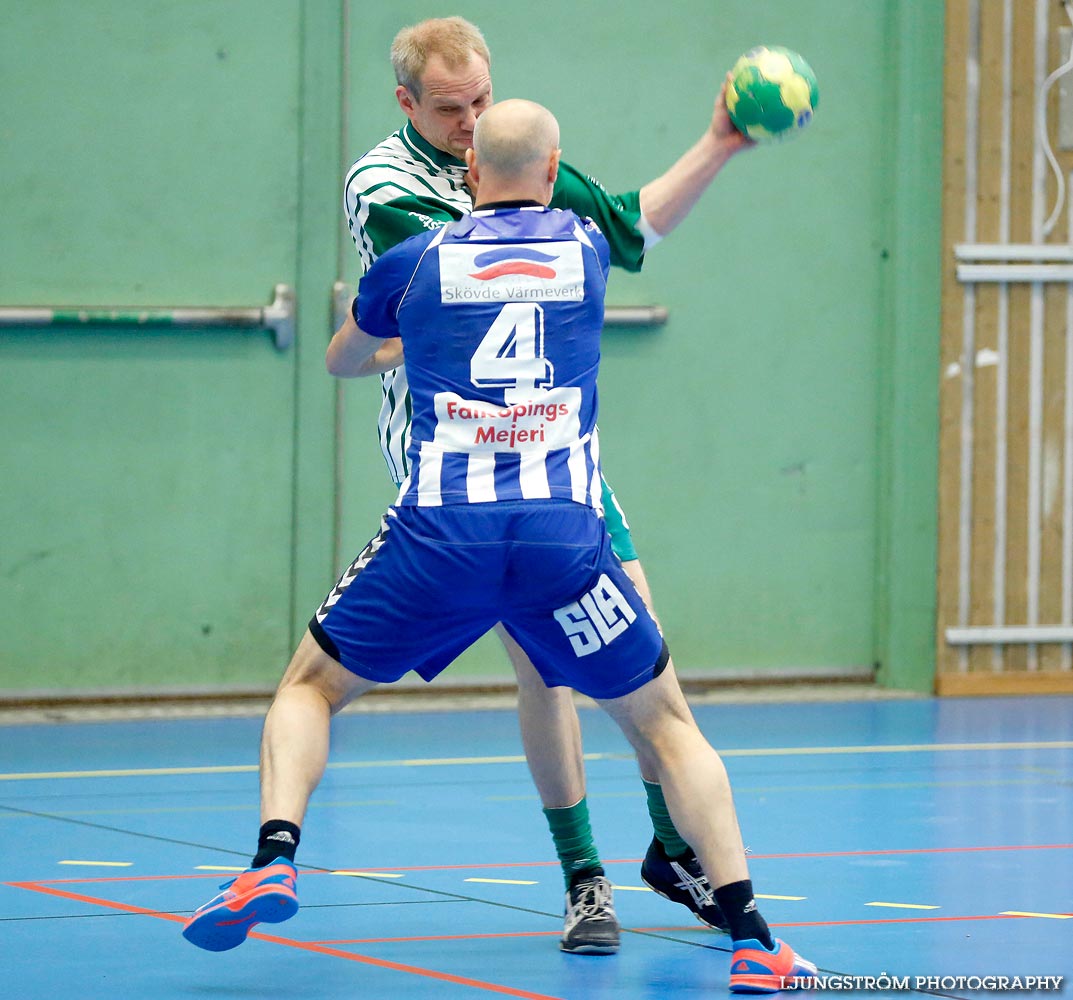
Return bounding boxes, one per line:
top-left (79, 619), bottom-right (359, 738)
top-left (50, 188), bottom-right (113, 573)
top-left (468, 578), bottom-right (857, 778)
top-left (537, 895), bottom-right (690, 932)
top-left (640, 838), bottom-right (730, 932)
top-left (560, 874), bottom-right (620, 954)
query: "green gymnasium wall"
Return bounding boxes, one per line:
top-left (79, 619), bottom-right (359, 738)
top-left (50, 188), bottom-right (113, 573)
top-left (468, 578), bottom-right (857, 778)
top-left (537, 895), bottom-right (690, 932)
top-left (0, 1), bottom-right (943, 695)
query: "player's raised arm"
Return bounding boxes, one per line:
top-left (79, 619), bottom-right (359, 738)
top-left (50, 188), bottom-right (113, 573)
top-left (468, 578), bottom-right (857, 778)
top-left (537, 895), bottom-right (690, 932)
top-left (639, 48), bottom-right (818, 241)
top-left (635, 76), bottom-right (751, 242)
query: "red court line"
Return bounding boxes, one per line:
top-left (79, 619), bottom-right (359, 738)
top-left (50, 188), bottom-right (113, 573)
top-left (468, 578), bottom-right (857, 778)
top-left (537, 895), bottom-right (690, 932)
top-left (324, 930), bottom-right (565, 944)
top-left (316, 910), bottom-right (1072, 946)
top-left (772, 913), bottom-right (1073, 928)
top-left (12, 842), bottom-right (1071, 887)
top-left (7, 871), bottom-right (234, 886)
top-left (9, 881), bottom-right (563, 1000)
top-left (8, 881), bottom-right (189, 924)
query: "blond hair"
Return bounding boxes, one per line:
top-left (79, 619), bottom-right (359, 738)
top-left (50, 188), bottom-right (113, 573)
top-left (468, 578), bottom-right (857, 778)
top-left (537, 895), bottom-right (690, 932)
top-left (391, 17), bottom-right (491, 101)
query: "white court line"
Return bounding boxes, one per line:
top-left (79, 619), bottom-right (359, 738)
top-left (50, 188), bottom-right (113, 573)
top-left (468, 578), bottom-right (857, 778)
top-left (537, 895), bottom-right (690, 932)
top-left (334, 871), bottom-right (405, 878)
top-left (1000, 910), bottom-right (1072, 919)
top-left (58, 860), bottom-right (132, 867)
top-left (465, 878), bottom-right (538, 886)
top-left (2, 742), bottom-right (1071, 782)
top-left (866, 901), bottom-right (940, 910)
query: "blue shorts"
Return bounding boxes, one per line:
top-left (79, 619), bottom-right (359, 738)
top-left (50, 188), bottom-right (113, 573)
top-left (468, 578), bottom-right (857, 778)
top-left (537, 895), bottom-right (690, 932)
top-left (309, 500), bottom-right (667, 700)
top-left (393, 473), bottom-right (639, 562)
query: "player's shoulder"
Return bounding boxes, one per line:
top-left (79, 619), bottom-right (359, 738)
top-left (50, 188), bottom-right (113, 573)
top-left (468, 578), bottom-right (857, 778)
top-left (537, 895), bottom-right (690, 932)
top-left (371, 225), bottom-right (441, 272)
top-left (553, 160), bottom-right (621, 204)
top-left (346, 129), bottom-right (407, 169)
top-left (558, 159), bottom-right (605, 188)
top-left (565, 210), bottom-right (609, 252)
top-left (344, 130), bottom-right (420, 192)
top-left (578, 214), bottom-right (605, 237)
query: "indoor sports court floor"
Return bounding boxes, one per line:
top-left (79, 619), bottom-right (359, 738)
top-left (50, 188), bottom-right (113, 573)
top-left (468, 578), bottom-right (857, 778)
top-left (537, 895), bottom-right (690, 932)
top-left (2, 692), bottom-right (1071, 999)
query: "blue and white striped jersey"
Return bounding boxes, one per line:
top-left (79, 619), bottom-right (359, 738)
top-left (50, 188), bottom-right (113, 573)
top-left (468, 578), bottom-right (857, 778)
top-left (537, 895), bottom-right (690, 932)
top-left (343, 122), bottom-right (646, 485)
top-left (353, 204), bottom-right (611, 508)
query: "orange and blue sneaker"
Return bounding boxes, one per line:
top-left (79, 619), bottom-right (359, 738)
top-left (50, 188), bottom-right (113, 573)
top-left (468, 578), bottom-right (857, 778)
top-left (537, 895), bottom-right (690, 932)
top-left (729, 937), bottom-right (818, 993)
top-left (182, 859), bottom-right (298, 952)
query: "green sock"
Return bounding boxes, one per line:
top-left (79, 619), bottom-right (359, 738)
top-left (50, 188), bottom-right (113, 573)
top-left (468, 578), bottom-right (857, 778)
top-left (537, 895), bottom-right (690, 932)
top-left (542, 798), bottom-right (603, 888)
top-left (643, 779), bottom-right (691, 857)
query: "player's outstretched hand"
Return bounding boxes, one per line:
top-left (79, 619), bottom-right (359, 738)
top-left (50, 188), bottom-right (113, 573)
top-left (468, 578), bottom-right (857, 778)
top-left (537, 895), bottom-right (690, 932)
top-left (711, 73), bottom-right (754, 154)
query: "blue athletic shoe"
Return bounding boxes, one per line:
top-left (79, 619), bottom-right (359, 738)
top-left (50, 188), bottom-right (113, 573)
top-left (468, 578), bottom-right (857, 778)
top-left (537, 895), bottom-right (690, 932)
top-left (729, 937), bottom-right (818, 993)
top-left (640, 837), bottom-right (730, 931)
top-left (182, 859), bottom-right (298, 952)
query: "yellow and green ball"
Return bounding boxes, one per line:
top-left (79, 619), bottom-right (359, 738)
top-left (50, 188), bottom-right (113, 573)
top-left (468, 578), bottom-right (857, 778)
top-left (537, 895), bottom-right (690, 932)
top-left (726, 45), bottom-right (819, 141)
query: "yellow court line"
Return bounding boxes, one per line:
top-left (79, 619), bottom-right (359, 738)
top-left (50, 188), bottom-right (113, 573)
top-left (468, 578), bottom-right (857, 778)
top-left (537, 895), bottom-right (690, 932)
top-left (720, 741), bottom-right (1073, 758)
top-left (866, 901), bottom-right (940, 910)
top-left (58, 860), bottom-right (132, 867)
top-left (1, 764), bottom-right (259, 781)
top-left (610, 885), bottom-right (652, 892)
top-left (757, 893), bottom-right (807, 901)
top-left (0, 799), bottom-right (400, 820)
top-left (1000, 910), bottom-right (1072, 919)
top-left (333, 871), bottom-right (405, 879)
top-left (464, 878), bottom-right (538, 886)
top-left (2, 741), bottom-right (1071, 782)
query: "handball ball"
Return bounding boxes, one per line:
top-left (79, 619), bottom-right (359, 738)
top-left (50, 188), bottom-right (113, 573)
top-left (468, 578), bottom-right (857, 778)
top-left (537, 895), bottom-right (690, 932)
top-left (726, 45), bottom-right (819, 141)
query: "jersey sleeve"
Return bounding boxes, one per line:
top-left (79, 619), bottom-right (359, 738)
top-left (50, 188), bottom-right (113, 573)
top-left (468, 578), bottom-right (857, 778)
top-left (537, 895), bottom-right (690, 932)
top-left (351, 238), bottom-right (426, 339)
top-left (551, 162), bottom-right (646, 273)
top-left (345, 173), bottom-right (457, 269)
top-left (579, 215), bottom-right (613, 284)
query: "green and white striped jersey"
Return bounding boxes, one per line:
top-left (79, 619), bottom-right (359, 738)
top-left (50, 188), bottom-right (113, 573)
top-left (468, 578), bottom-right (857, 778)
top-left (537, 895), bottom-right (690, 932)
top-left (344, 120), bottom-right (647, 484)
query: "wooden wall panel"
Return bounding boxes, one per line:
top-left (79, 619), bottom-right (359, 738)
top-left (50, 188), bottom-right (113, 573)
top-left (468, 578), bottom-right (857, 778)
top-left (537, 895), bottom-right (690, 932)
top-left (938, 0), bottom-right (1073, 693)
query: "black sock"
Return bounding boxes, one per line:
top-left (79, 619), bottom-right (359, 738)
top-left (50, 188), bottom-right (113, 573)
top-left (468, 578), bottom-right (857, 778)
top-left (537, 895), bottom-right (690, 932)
top-left (251, 819), bottom-right (301, 867)
top-left (713, 879), bottom-right (774, 949)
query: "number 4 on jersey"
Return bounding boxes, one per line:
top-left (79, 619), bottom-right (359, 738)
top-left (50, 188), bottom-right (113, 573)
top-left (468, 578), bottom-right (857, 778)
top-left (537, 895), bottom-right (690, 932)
top-left (470, 303), bottom-right (555, 394)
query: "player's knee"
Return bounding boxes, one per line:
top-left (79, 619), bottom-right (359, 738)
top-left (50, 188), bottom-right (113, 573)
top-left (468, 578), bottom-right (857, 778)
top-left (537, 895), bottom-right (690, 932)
top-left (275, 630), bottom-right (374, 709)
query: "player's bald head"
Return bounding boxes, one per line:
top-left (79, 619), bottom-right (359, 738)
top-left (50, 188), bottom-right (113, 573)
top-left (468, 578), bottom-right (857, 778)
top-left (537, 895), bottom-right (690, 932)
top-left (472, 100), bottom-right (560, 178)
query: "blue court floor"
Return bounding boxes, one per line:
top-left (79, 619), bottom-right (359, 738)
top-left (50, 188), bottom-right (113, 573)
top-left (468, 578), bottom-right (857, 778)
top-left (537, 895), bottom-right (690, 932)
top-left (2, 694), bottom-right (1071, 999)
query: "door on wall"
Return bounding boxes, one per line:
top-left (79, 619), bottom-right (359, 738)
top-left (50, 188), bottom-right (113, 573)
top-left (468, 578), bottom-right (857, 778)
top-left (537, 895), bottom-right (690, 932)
top-left (0, 2), bottom-right (305, 691)
top-left (336, 1), bottom-right (891, 681)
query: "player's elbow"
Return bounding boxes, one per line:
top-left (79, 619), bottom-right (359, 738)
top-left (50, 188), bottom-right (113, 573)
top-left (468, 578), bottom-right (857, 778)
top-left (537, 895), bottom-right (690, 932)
top-left (325, 346), bottom-right (348, 377)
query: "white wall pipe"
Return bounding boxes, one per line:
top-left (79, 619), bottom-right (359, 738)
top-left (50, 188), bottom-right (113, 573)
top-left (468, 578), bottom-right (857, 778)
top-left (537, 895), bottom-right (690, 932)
top-left (957, 0), bottom-right (983, 673)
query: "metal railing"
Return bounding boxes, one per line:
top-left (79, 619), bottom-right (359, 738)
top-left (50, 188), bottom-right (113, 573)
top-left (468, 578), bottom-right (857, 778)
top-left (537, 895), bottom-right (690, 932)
top-left (0, 284), bottom-right (296, 350)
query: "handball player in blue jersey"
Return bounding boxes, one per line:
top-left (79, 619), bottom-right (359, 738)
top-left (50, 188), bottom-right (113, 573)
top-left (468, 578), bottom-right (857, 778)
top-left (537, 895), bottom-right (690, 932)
top-left (341, 17), bottom-right (757, 952)
top-left (182, 99), bottom-right (816, 994)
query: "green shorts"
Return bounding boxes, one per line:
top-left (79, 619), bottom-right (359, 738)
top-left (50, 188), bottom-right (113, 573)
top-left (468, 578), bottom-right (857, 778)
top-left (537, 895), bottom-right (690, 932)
top-left (600, 476), bottom-right (638, 563)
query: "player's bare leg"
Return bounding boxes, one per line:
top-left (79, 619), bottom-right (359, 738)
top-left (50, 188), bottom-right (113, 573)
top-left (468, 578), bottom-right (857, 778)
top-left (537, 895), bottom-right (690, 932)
top-left (260, 629), bottom-right (378, 826)
top-left (598, 661), bottom-right (747, 884)
top-left (497, 623), bottom-right (586, 807)
top-left (183, 631), bottom-right (375, 952)
top-left (495, 623), bottom-right (619, 954)
top-left (618, 559), bottom-right (729, 929)
top-left (597, 661), bottom-right (817, 990)
top-left (619, 558), bottom-right (660, 782)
